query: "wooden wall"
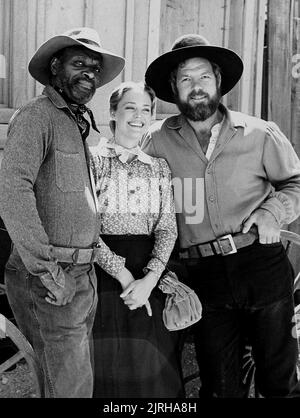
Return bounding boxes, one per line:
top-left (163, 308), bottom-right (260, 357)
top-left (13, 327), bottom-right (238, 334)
top-left (0, 0), bottom-right (267, 147)
top-left (269, 0), bottom-right (300, 272)
top-left (0, 0), bottom-right (152, 138)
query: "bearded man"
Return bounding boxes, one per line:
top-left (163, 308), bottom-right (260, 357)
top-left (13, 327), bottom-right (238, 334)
top-left (0, 27), bottom-right (127, 397)
top-left (143, 34), bottom-right (300, 398)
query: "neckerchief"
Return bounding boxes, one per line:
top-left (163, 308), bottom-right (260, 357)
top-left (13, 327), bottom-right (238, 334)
top-left (53, 86), bottom-right (100, 141)
top-left (90, 137), bottom-right (153, 165)
top-left (68, 103), bottom-right (100, 141)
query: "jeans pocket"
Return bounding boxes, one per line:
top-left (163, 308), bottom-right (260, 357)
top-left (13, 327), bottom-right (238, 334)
top-left (29, 273), bottom-right (48, 299)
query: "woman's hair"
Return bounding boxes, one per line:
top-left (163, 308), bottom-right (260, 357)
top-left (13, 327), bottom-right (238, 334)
top-left (109, 81), bottom-right (156, 134)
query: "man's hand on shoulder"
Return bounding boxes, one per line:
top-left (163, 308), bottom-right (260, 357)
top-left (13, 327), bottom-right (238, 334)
top-left (242, 208), bottom-right (280, 244)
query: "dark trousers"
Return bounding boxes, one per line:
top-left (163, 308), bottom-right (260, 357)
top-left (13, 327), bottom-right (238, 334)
top-left (181, 241), bottom-right (300, 398)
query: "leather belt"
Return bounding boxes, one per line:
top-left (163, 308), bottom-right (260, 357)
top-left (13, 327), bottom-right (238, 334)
top-left (179, 229), bottom-right (258, 259)
top-left (51, 246), bottom-right (98, 264)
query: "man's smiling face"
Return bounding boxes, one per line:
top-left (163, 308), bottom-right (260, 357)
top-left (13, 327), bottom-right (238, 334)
top-left (174, 57), bottom-right (221, 121)
top-left (51, 46), bottom-right (102, 104)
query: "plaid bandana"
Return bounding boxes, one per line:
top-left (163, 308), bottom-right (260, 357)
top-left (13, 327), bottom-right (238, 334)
top-left (53, 86), bottom-right (100, 140)
top-left (68, 103), bottom-right (100, 141)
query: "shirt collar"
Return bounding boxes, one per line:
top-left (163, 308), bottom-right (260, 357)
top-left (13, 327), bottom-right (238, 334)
top-left (211, 114), bottom-right (225, 138)
top-left (90, 137), bottom-right (153, 165)
top-left (43, 85), bottom-right (70, 111)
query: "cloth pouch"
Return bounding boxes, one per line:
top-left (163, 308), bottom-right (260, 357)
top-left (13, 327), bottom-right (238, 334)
top-left (158, 270), bottom-right (202, 331)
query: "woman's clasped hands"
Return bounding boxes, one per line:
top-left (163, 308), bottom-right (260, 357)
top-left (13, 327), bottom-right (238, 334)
top-left (117, 267), bottom-right (158, 317)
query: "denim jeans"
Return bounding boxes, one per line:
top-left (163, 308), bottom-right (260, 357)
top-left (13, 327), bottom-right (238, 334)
top-left (5, 253), bottom-right (97, 398)
top-left (182, 241), bottom-right (300, 398)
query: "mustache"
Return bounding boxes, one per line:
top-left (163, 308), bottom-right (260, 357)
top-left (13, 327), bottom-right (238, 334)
top-left (74, 77), bottom-right (96, 90)
top-left (188, 89), bottom-right (207, 99)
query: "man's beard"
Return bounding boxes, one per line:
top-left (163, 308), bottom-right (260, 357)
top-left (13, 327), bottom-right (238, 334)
top-left (174, 88), bottom-right (221, 122)
top-left (54, 71), bottom-right (96, 104)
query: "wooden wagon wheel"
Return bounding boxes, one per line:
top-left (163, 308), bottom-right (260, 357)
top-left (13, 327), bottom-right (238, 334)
top-left (0, 313), bottom-right (42, 397)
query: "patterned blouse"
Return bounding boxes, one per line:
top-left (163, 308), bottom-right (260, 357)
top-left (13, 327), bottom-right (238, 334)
top-left (89, 137), bottom-right (178, 278)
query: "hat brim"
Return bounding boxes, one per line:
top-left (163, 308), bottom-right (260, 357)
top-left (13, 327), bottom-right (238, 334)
top-left (145, 45), bottom-right (243, 103)
top-left (28, 35), bottom-right (125, 87)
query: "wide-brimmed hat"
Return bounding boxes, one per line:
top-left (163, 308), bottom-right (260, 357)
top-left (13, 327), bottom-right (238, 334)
top-left (28, 27), bottom-right (125, 87)
top-left (145, 34), bottom-right (243, 103)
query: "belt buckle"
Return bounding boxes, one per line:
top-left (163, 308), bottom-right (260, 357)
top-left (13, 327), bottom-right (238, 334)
top-left (216, 234), bottom-right (237, 256)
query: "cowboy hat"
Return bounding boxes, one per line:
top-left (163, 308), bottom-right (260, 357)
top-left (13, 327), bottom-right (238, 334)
top-left (145, 34), bottom-right (243, 103)
top-left (28, 27), bottom-right (125, 87)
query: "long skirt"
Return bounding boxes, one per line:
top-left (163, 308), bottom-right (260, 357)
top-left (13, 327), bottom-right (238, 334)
top-left (93, 235), bottom-right (184, 398)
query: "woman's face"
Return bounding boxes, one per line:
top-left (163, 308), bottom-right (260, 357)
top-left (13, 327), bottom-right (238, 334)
top-left (112, 88), bottom-right (153, 144)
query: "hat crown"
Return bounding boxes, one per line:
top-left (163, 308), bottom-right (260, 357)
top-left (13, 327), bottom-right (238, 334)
top-left (62, 27), bottom-right (102, 48)
top-left (171, 34), bottom-right (211, 51)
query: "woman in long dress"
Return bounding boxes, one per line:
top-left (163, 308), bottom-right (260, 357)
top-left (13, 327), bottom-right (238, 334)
top-left (89, 81), bottom-right (184, 398)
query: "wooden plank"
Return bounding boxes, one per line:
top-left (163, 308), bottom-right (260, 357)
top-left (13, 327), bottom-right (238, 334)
top-left (159, 0), bottom-right (199, 55)
top-left (124, 0), bottom-right (135, 81)
top-left (147, 0), bottom-right (161, 118)
top-left (198, 0), bottom-right (225, 46)
top-left (10, 0), bottom-right (37, 108)
top-left (223, 0), bottom-right (231, 48)
top-left (221, 0), bottom-right (231, 107)
top-left (27, 0), bottom-right (39, 101)
top-left (43, 0), bottom-right (85, 37)
top-left (147, 0), bottom-right (161, 64)
top-left (0, 0), bottom-right (6, 84)
top-left (254, 0), bottom-right (267, 117)
top-left (238, 0), bottom-right (266, 117)
top-left (131, 0), bottom-right (151, 81)
top-left (35, 0), bottom-right (47, 96)
top-left (83, 0), bottom-right (95, 27)
top-left (0, 54), bottom-right (5, 78)
top-left (268, 0), bottom-right (293, 138)
top-left (0, 352), bottom-right (25, 374)
top-left (240, 0), bottom-right (256, 115)
top-left (226, 0), bottom-right (245, 110)
top-left (0, 0), bottom-right (11, 106)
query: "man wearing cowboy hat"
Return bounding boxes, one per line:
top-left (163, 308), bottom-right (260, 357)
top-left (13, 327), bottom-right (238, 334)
top-left (143, 34), bottom-right (300, 397)
top-left (0, 27), bottom-right (129, 397)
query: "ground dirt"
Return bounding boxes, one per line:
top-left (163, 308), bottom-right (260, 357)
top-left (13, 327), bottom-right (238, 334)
top-left (0, 339), bottom-right (200, 398)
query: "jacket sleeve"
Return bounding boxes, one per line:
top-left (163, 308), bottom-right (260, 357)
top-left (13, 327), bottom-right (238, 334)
top-left (0, 105), bottom-right (64, 285)
top-left (260, 122), bottom-right (300, 225)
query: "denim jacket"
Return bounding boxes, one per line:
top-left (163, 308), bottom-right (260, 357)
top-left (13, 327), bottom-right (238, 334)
top-left (0, 86), bottom-right (125, 286)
